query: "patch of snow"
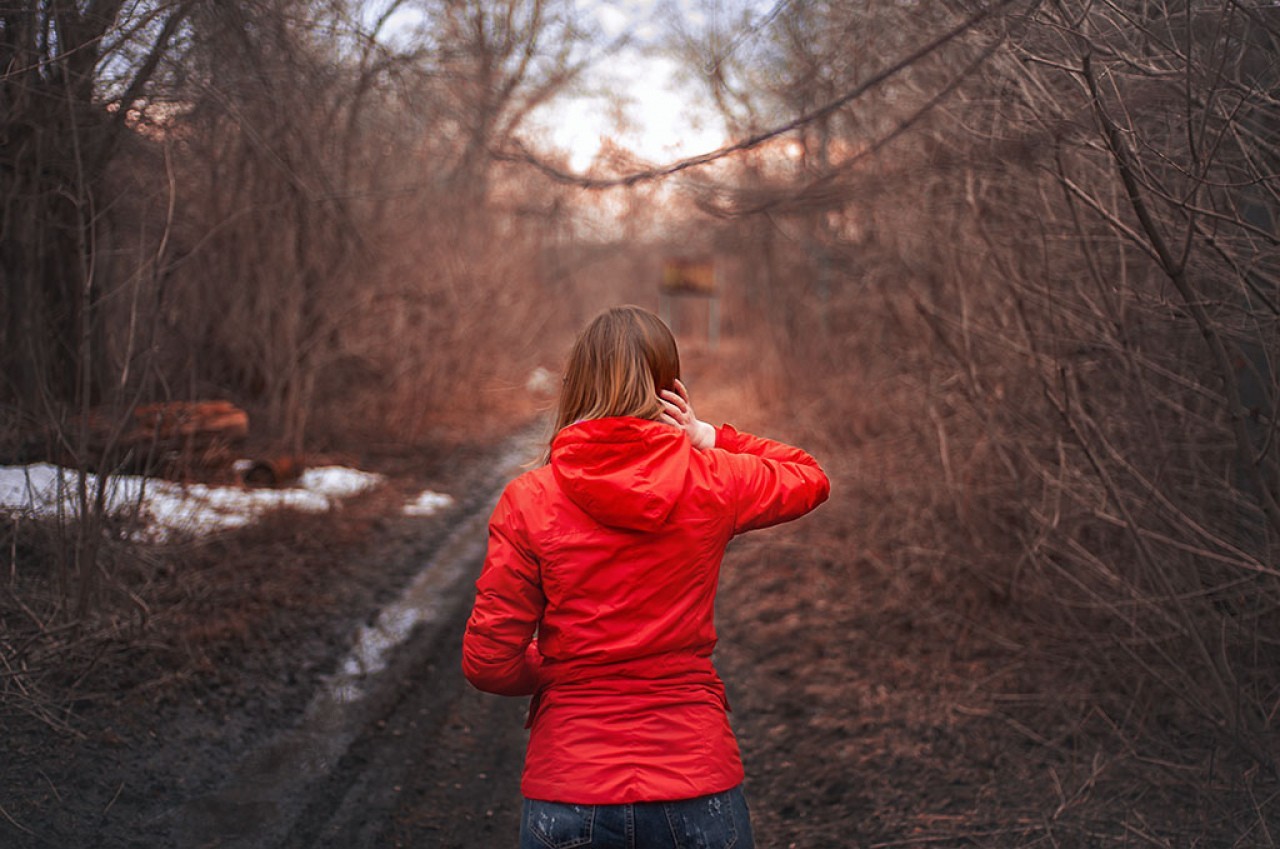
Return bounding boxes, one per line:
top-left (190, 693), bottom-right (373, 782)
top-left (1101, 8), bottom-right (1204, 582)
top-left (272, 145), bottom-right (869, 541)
top-left (297, 466), bottom-right (385, 499)
top-left (0, 465), bottom-right (66, 510)
top-left (0, 462), bottom-right (385, 542)
top-left (402, 489), bottom-right (454, 517)
top-left (341, 606), bottom-right (422, 678)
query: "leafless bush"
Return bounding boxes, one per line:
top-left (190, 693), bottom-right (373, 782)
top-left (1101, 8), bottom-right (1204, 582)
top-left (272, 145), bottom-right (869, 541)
top-left (0, 2), bottom-right (197, 623)
top-left (152, 0), bottom-right (586, 449)
top-left (2, 0), bottom-right (587, 626)
top-left (672, 0), bottom-right (1280, 825)
top-left (915, 0), bottom-right (1280, 776)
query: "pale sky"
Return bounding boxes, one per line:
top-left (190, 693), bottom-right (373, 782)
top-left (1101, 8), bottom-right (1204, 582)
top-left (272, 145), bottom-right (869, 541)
top-left (536, 0), bottom-right (728, 170)
top-left (372, 0), bottom-right (732, 172)
top-left (542, 54), bottom-right (725, 171)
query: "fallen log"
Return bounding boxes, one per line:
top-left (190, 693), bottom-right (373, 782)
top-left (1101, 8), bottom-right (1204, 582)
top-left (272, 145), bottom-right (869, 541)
top-left (117, 400), bottom-right (249, 447)
top-left (84, 400), bottom-right (250, 479)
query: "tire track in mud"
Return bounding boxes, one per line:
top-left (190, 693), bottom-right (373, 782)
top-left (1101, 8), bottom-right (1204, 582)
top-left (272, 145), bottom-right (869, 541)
top-left (167, 433), bottom-right (538, 849)
top-left (279, 568), bottom-right (529, 849)
top-left (293, 618), bottom-right (530, 849)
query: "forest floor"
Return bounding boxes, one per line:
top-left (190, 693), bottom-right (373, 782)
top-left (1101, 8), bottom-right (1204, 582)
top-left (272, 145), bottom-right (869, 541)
top-left (2, 345), bottom-right (1276, 848)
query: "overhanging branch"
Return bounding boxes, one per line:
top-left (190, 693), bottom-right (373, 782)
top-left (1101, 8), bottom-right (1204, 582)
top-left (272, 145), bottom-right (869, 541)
top-left (492, 0), bottom-right (1031, 189)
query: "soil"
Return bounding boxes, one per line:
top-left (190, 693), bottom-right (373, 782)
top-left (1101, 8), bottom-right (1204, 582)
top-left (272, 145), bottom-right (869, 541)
top-left (3, 399), bottom-right (1277, 848)
top-left (0, 426), bottom-right (537, 849)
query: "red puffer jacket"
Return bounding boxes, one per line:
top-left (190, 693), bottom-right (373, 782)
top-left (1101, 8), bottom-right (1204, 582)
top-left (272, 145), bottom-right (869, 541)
top-left (462, 417), bottom-right (830, 804)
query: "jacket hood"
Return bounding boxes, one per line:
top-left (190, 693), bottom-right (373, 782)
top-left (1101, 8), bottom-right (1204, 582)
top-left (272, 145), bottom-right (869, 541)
top-left (550, 417), bottom-right (690, 531)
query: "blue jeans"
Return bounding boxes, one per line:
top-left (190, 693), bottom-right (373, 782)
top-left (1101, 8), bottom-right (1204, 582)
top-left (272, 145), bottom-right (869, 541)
top-left (519, 785), bottom-right (754, 849)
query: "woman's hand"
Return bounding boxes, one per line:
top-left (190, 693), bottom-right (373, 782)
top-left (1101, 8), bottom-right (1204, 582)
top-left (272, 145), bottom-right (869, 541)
top-left (660, 379), bottom-right (716, 451)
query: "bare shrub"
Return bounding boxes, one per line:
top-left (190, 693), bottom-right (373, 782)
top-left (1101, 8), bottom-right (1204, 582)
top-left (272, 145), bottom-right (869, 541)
top-left (0, 2), bottom-right (198, 622)
top-left (2, 0), bottom-right (589, 637)
top-left (667, 0), bottom-right (1280, 831)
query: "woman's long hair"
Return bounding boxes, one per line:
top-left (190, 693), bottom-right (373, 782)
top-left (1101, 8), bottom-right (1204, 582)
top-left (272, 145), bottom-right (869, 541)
top-left (552, 306), bottom-right (681, 442)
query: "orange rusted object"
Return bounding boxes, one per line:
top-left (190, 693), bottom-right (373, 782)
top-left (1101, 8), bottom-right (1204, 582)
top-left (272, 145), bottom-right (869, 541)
top-left (242, 455), bottom-right (306, 487)
top-left (79, 400), bottom-right (250, 479)
top-left (122, 400), bottom-right (249, 447)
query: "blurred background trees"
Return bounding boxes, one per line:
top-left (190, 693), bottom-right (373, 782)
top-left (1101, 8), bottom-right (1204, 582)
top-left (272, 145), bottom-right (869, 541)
top-left (2, 0), bottom-right (193, 427)
top-left (2, 0), bottom-right (1277, 832)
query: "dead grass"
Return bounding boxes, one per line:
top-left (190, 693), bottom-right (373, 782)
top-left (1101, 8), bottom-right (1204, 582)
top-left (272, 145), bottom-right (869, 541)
top-left (717, 464), bottom-right (1280, 847)
top-left (684, 299), bottom-right (1280, 845)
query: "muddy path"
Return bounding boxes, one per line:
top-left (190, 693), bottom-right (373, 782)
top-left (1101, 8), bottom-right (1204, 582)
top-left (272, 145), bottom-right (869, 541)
top-left (171, 433), bottom-right (540, 849)
top-left (304, 623), bottom-right (530, 849)
top-left (1, 429), bottom-right (542, 849)
top-left (168, 468), bottom-right (529, 849)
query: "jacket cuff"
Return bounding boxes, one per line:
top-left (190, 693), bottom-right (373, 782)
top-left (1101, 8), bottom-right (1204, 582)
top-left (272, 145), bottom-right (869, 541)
top-left (714, 423), bottom-right (742, 452)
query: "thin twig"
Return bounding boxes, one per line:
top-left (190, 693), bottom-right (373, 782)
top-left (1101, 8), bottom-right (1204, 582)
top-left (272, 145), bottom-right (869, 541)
top-left (102, 782), bottom-right (125, 816)
top-left (0, 802), bottom-right (36, 837)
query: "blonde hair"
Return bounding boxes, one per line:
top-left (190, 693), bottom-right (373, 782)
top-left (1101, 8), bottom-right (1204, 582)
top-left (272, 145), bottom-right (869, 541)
top-left (552, 306), bottom-right (681, 441)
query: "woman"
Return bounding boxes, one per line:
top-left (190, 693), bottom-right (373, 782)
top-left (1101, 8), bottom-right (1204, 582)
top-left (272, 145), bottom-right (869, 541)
top-left (463, 305), bottom-right (830, 848)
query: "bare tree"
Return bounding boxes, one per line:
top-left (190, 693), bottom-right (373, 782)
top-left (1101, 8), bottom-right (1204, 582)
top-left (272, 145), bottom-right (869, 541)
top-left (997, 0), bottom-right (1280, 772)
top-left (1, 1), bottom-right (192, 411)
top-left (1, 2), bottom-right (197, 622)
top-left (658, 0), bottom-right (1278, 826)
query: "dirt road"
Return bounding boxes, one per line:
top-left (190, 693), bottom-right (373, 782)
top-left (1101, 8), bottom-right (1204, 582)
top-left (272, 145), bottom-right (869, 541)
top-left (169, 437), bottom-right (539, 849)
top-left (6, 417), bottom-right (1256, 848)
top-left (2, 432), bottom-right (541, 849)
